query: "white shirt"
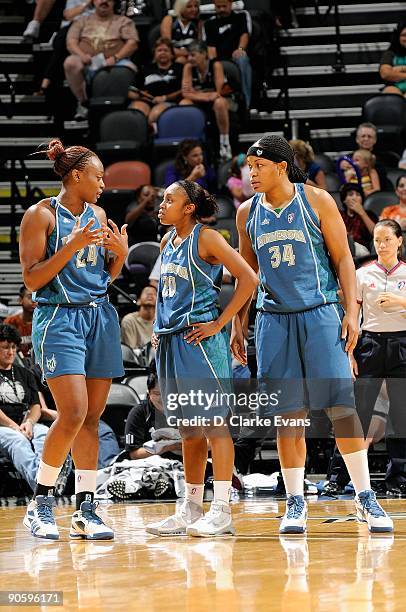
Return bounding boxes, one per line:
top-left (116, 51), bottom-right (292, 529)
top-left (356, 260), bottom-right (406, 332)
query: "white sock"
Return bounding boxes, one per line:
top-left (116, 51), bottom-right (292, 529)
top-left (281, 467), bottom-right (305, 497)
top-left (341, 449), bottom-right (371, 495)
top-left (36, 460), bottom-right (62, 487)
top-left (186, 483), bottom-right (204, 506)
top-left (220, 133), bottom-right (230, 146)
top-left (213, 480), bottom-right (231, 504)
top-left (75, 469), bottom-right (97, 494)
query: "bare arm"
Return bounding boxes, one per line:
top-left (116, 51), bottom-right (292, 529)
top-left (19, 203), bottom-right (103, 293)
top-left (124, 201), bottom-right (149, 224)
top-left (207, 45), bottom-right (217, 59)
top-left (160, 15), bottom-right (172, 39)
top-left (306, 185), bottom-right (358, 352)
top-left (181, 63), bottom-right (217, 102)
top-left (113, 39), bottom-right (138, 61)
top-left (63, 1), bottom-right (91, 22)
top-left (364, 168), bottom-right (380, 196)
top-left (308, 169), bottom-right (327, 190)
top-left (380, 63), bottom-right (406, 83)
top-left (213, 61), bottom-right (225, 95)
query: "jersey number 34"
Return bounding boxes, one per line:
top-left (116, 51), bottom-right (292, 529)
top-left (269, 244), bottom-right (296, 268)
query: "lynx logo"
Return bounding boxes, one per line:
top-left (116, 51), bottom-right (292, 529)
top-left (287, 213), bottom-right (295, 224)
top-left (256, 149), bottom-right (263, 156)
top-left (398, 281), bottom-right (406, 291)
top-left (46, 354), bottom-right (57, 373)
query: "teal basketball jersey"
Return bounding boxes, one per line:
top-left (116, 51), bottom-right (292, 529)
top-left (34, 197), bottom-right (110, 304)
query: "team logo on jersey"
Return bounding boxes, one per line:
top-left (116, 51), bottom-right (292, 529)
top-left (46, 354), bottom-right (57, 373)
top-left (63, 218), bottom-right (72, 224)
top-left (261, 218), bottom-right (270, 225)
top-left (398, 280), bottom-right (406, 291)
top-left (219, 24), bottom-right (232, 34)
top-left (287, 213), bottom-right (295, 224)
top-left (256, 149), bottom-right (263, 156)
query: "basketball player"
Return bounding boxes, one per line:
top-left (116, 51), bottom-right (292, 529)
top-left (19, 139), bottom-right (128, 540)
top-left (146, 180), bottom-right (258, 537)
top-left (231, 135), bottom-right (393, 534)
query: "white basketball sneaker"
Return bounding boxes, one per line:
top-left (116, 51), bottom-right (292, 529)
top-left (70, 501), bottom-right (114, 540)
top-left (355, 490), bottom-right (394, 533)
top-left (23, 496), bottom-right (59, 540)
top-left (279, 495), bottom-right (308, 535)
top-left (146, 499), bottom-right (203, 536)
top-left (187, 501), bottom-right (235, 537)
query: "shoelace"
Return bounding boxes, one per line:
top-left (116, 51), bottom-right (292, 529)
top-left (37, 502), bottom-right (55, 524)
top-left (286, 496), bottom-right (305, 519)
top-left (360, 492), bottom-right (385, 518)
top-left (81, 502), bottom-right (104, 525)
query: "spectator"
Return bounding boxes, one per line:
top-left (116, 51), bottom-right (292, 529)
top-left (165, 139), bottom-right (217, 190)
top-left (0, 325), bottom-right (49, 492)
top-left (399, 149), bottom-right (406, 170)
top-left (379, 21), bottom-right (406, 97)
top-left (340, 150), bottom-right (380, 196)
top-left (180, 41), bottom-right (232, 160)
top-left (353, 122), bottom-right (389, 190)
top-left (160, 0), bottom-right (202, 65)
top-left (121, 285), bottom-right (157, 350)
top-left (35, 0), bottom-right (95, 97)
top-left (23, 0), bottom-right (56, 41)
top-left (227, 153), bottom-right (251, 208)
top-left (125, 185), bottom-right (160, 246)
top-left (339, 183), bottom-right (377, 250)
top-left (380, 175), bottom-right (406, 231)
top-left (65, 0), bottom-right (139, 120)
top-left (203, 0), bottom-right (252, 108)
top-left (289, 139), bottom-right (327, 189)
top-left (129, 38), bottom-right (182, 126)
top-left (4, 285), bottom-right (37, 358)
top-left (124, 360), bottom-right (182, 460)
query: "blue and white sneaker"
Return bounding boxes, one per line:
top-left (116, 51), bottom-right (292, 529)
top-left (70, 501), bottom-right (114, 540)
top-left (23, 496), bottom-right (59, 540)
top-left (279, 495), bottom-right (308, 534)
top-left (355, 490), bottom-right (394, 533)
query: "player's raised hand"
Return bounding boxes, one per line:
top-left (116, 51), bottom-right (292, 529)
top-left (102, 219), bottom-right (128, 259)
top-left (66, 218), bottom-right (104, 250)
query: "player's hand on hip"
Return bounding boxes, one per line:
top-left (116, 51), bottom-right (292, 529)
top-left (230, 320), bottom-right (247, 366)
top-left (184, 320), bottom-right (221, 345)
top-left (102, 219), bottom-right (128, 259)
top-left (341, 312), bottom-right (359, 353)
top-left (151, 332), bottom-right (159, 350)
top-left (67, 218), bottom-right (104, 250)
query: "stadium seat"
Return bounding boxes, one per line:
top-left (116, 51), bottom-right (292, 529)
top-left (89, 65), bottom-right (136, 104)
top-left (329, 191), bottom-right (343, 210)
top-left (221, 60), bottom-right (242, 94)
top-left (103, 383), bottom-right (139, 438)
top-left (153, 159), bottom-right (175, 187)
top-left (376, 150), bottom-right (401, 169)
top-left (386, 169), bottom-right (405, 190)
top-left (147, 23), bottom-right (161, 51)
top-left (104, 161), bottom-right (151, 190)
top-left (217, 159), bottom-right (233, 191)
top-left (124, 242), bottom-right (161, 276)
top-left (364, 191), bottom-right (397, 217)
top-left (121, 343), bottom-right (138, 366)
top-left (124, 375), bottom-right (149, 401)
top-left (154, 106), bottom-right (206, 146)
top-left (325, 173), bottom-right (341, 192)
top-left (362, 95), bottom-right (406, 153)
top-left (216, 195), bottom-right (235, 219)
top-left (96, 110), bottom-right (149, 159)
top-left (214, 219), bottom-right (238, 247)
top-left (314, 153), bottom-right (335, 173)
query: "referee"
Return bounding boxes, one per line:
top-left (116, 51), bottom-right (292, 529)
top-left (354, 219), bottom-right (406, 494)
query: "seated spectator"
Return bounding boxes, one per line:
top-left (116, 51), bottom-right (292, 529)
top-left (353, 122), bottom-right (389, 190)
top-left (125, 185), bottom-right (160, 246)
top-left (129, 38), bottom-right (183, 126)
top-left (339, 150), bottom-right (380, 196)
top-left (339, 183), bottom-right (377, 250)
top-left (4, 286), bottom-right (36, 359)
top-left (165, 139), bottom-right (217, 190)
top-left (65, 0), bottom-right (139, 120)
top-left (124, 360), bottom-right (182, 460)
top-left (379, 21), bottom-right (406, 97)
top-left (160, 0), bottom-right (202, 65)
top-left (23, 0), bottom-right (56, 41)
top-left (0, 325), bottom-right (49, 492)
top-left (203, 0), bottom-right (252, 108)
top-left (121, 285), bottom-right (157, 350)
top-left (399, 149), bottom-right (406, 170)
top-left (35, 0), bottom-right (95, 97)
top-left (380, 175), bottom-right (406, 230)
top-left (227, 153), bottom-right (251, 208)
top-left (289, 139), bottom-right (326, 189)
top-left (180, 41), bottom-right (232, 160)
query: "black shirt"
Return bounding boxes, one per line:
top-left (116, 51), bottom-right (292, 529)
top-left (141, 62), bottom-right (183, 99)
top-left (203, 10), bottom-right (250, 60)
top-left (124, 397), bottom-right (168, 452)
top-left (191, 59), bottom-right (217, 91)
top-left (0, 364), bottom-right (39, 424)
top-left (172, 17), bottom-right (199, 49)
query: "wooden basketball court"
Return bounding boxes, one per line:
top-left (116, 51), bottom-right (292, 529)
top-left (0, 496), bottom-right (405, 610)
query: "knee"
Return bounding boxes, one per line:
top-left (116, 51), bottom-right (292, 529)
top-left (64, 54), bottom-right (83, 73)
top-left (58, 407), bottom-right (87, 430)
top-left (213, 96), bottom-right (227, 111)
top-left (82, 411), bottom-right (102, 433)
top-left (179, 98), bottom-right (193, 106)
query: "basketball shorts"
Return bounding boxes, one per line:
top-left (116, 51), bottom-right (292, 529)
top-left (32, 298), bottom-right (124, 380)
top-left (255, 303), bottom-right (355, 415)
top-left (156, 328), bottom-right (233, 422)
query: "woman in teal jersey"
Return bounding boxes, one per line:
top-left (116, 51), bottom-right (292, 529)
top-left (19, 139), bottom-right (128, 541)
top-left (146, 179), bottom-right (258, 537)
